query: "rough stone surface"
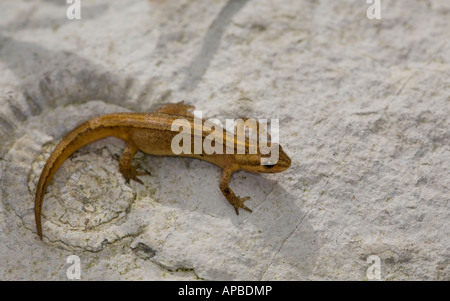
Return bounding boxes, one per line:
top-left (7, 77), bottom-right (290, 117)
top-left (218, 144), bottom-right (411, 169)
top-left (0, 0), bottom-right (449, 280)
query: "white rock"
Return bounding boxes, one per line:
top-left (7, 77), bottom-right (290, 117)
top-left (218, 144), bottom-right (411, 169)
top-left (0, 0), bottom-right (448, 280)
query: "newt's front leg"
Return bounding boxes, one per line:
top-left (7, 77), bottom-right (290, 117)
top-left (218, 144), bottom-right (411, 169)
top-left (220, 167), bottom-right (252, 215)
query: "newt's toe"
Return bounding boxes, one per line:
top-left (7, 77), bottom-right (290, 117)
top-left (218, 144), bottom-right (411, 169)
top-left (133, 176), bottom-right (144, 185)
top-left (234, 196), bottom-right (252, 215)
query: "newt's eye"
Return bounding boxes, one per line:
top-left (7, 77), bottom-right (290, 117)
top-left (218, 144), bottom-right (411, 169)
top-left (264, 164), bottom-right (275, 169)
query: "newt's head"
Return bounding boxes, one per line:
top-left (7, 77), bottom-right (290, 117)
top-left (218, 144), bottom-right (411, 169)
top-left (237, 144), bottom-right (291, 174)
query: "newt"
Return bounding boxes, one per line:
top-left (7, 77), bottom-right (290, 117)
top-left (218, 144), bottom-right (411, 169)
top-left (34, 102), bottom-right (291, 239)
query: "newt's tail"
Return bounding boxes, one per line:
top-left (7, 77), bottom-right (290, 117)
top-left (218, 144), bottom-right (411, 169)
top-left (34, 115), bottom-right (125, 239)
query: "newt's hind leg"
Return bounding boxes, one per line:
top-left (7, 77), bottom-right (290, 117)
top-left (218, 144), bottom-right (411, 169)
top-left (219, 167), bottom-right (252, 215)
top-left (119, 141), bottom-right (149, 184)
top-left (156, 101), bottom-right (195, 117)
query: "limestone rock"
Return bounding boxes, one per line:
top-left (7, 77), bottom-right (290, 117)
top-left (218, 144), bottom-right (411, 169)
top-left (0, 0), bottom-right (448, 280)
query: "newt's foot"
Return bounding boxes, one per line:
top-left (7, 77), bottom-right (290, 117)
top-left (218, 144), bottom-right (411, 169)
top-left (232, 196), bottom-right (252, 215)
top-left (124, 174), bottom-right (144, 185)
top-left (121, 165), bottom-right (150, 185)
top-left (156, 101), bottom-right (194, 117)
top-left (219, 168), bottom-right (252, 215)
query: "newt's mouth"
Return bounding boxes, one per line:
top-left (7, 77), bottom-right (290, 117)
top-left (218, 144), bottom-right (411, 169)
top-left (260, 145), bottom-right (291, 172)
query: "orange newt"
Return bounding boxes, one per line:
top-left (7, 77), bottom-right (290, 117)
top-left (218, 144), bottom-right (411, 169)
top-left (34, 102), bottom-right (291, 239)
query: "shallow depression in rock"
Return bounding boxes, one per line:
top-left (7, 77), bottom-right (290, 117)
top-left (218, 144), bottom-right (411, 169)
top-left (3, 100), bottom-right (148, 249)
